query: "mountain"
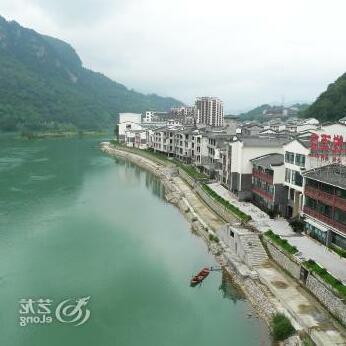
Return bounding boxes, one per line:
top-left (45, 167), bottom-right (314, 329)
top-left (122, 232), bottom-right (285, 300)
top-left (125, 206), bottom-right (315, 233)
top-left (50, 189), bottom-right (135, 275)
top-left (0, 16), bottom-right (183, 131)
top-left (303, 73), bottom-right (346, 123)
top-left (239, 104), bottom-right (271, 121)
top-left (239, 103), bottom-right (309, 122)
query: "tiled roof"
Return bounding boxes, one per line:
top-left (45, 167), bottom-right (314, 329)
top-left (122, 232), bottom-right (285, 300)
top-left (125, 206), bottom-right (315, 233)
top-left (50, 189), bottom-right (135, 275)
top-left (303, 164), bottom-right (346, 190)
top-left (250, 153), bottom-right (284, 169)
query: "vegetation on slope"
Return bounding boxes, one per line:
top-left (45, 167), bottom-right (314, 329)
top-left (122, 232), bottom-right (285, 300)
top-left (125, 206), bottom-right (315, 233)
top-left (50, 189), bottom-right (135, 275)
top-left (0, 16), bottom-right (183, 131)
top-left (303, 73), bottom-right (346, 122)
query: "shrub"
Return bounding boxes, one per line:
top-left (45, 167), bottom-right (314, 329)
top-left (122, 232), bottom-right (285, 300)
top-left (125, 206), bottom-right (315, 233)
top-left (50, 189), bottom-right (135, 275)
top-left (329, 244), bottom-right (346, 258)
top-left (265, 230), bottom-right (298, 255)
top-left (271, 313), bottom-right (295, 341)
top-left (303, 260), bottom-right (346, 298)
top-left (289, 216), bottom-right (305, 233)
top-left (208, 234), bottom-right (220, 243)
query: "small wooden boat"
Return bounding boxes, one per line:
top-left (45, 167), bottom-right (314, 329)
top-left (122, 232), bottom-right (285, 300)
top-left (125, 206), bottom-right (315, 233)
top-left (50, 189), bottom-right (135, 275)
top-left (190, 268), bottom-right (210, 286)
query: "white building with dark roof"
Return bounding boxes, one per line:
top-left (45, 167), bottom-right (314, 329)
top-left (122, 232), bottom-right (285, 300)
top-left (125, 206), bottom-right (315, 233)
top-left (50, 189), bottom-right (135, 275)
top-left (226, 136), bottom-right (289, 200)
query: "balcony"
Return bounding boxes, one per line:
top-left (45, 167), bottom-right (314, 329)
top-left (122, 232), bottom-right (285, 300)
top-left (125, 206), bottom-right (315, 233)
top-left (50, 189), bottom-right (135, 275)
top-left (303, 206), bottom-right (346, 235)
top-left (252, 186), bottom-right (273, 201)
top-left (305, 186), bottom-right (346, 213)
top-left (252, 169), bottom-right (273, 184)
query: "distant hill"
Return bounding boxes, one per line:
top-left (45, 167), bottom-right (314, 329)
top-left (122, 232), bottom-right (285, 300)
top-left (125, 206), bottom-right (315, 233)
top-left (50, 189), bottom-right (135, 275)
top-left (303, 73), bottom-right (346, 122)
top-left (240, 103), bottom-right (309, 121)
top-left (239, 104), bottom-right (271, 121)
top-left (0, 16), bottom-right (183, 131)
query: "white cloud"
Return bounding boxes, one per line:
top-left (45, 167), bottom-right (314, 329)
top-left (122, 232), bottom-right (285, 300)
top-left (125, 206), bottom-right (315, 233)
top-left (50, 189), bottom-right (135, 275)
top-left (1, 0), bottom-right (346, 112)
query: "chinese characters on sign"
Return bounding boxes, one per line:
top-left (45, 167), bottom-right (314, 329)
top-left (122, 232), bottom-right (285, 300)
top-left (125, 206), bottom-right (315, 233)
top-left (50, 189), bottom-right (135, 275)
top-left (309, 133), bottom-right (344, 162)
top-left (19, 296), bottom-right (91, 327)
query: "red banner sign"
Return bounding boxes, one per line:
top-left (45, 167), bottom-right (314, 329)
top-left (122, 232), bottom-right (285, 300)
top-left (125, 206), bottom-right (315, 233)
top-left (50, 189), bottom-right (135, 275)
top-left (309, 133), bottom-right (344, 162)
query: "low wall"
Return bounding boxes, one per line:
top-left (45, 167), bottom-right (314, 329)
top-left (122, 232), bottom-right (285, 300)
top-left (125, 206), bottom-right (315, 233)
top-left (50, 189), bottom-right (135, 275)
top-left (263, 237), bottom-right (346, 326)
top-left (306, 274), bottom-right (346, 325)
top-left (177, 168), bottom-right (195, 188)
top-left (265, 241), bottom-right (301, 280)
top-left (195, 185), bottom-right (236, 223)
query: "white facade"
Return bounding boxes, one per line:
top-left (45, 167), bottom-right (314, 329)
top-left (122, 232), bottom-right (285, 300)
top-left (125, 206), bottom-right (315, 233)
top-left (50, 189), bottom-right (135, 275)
top-left (192, 134), bottom-right (209, 166)
top-left (118, 113), bottom-right (142, 139)
top-left (195, 97), bottom-right (224, 127)
top-left (229, 141), bottom-right (284, 175)
top-left (143, 111), bottom-right (154, 123)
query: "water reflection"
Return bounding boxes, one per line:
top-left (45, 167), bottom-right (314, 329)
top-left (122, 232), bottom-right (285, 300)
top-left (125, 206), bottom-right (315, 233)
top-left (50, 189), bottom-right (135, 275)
top-left (112, 157), bottom-right (165, 199)
top-left (219, 271), bottom-right (246, 303)
top-left (145, 173), bottom-right (165, 199)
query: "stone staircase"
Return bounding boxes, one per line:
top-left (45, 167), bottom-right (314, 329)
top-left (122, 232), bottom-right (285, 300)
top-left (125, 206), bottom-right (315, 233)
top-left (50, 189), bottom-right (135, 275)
top-left (239, 233), bottom-right (269, 268)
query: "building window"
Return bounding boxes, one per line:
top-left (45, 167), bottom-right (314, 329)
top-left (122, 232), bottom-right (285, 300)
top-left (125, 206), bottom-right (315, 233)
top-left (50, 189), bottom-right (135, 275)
top-left (292, 171), bottom-right (302, 186)
top-left (285, 151), bottom-right (295, 164)
top-left (305, 222), bottom-right (327, 244)
top-left (295, 154), bottom-right (305, 167)
top-left (285, 168), bottom-right (291, 183)
top-left (334, 208), bottom-right (346, 225)
top-left (331, 232), bottom-right (346, 250)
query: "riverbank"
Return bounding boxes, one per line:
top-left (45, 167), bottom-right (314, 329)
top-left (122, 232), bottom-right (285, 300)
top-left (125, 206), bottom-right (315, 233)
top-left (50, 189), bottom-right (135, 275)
top-left (101, 142), bottom-right (346, 345)
top-left (100, 144), bottom-right (279, 324)
top-left (20, 130), bottom-right (108, 139)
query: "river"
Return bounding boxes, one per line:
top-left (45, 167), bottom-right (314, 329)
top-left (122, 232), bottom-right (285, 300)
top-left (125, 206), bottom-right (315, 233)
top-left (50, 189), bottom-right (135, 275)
top-left (0, 135), bottom-right (270, 346)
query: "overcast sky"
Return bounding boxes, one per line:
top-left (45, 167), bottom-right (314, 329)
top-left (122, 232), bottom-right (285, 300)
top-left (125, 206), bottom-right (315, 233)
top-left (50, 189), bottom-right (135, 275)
top-left (2, 0), bottom-right (346, 113)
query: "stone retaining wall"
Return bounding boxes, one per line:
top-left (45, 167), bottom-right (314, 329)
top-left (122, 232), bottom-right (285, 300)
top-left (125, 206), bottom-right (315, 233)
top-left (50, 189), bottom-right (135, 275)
top-left (177, 168), bottom-right (195, 188)
top-left (265, 241), bottom-right (301, 280)
top-left (306, 273), bottom-right (346, 325)
top-left (264, 237), bottom-right (346, 326)
top-left (195, 184), bottom-right (236, 222)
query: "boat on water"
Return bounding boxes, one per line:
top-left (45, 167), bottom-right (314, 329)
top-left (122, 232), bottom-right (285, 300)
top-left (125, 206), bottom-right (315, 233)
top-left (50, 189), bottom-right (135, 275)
top-left (190, 267), bottom-right (210, 286)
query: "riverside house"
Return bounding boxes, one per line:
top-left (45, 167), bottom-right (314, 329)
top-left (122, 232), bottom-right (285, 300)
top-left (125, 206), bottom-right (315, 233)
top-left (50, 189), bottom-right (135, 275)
top-left (302, 164), bottom-right (346, 250)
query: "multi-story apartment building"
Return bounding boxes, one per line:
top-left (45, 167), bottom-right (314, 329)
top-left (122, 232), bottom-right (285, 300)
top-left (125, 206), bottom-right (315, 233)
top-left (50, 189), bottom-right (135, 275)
top-left (169, 106), bottom-right (196, 125)
top-left (226, 136), bottom-right (288, 200)
top-left (250, 154), bottom-right (287, 215)
top-left (283, 139), bottom-right (310, 218)
top-left (191, 132), bottom-right (209, 167)
top-left (205, 132), bottom-right (229, 178)
top-left (302, 164), bottom-right (346, 250)
top-left (283, 124), bottom-right (346, 218)
top-left (195, 97), bottom-right (224, 127)
top-left (151, 125), bottom-right (194, 158)
top-left (174, 129), bottom-right (193, 163)
top-left (124, 129), bottom-right (148, 149)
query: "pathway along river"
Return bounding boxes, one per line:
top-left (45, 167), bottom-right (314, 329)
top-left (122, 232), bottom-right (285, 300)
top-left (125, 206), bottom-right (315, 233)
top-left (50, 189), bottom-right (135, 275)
top-left (0, 135), bottom-right (271, 346)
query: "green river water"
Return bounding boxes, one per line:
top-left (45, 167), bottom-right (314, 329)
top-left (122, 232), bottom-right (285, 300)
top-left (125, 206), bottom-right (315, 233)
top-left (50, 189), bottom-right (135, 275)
top-left (0, 135), bottom-right (270, 346)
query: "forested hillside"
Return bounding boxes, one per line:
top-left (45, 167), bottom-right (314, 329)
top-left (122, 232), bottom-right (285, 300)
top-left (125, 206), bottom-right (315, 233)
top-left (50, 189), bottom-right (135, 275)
top-left (0, 16), bottom-right (183, 131)
top-left (303, 73), bottom-right (346, 122)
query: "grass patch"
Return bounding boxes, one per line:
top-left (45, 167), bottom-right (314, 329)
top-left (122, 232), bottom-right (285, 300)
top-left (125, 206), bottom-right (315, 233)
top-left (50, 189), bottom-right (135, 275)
top-left (202, 184), bottom-right (252, 222)
top-left (271, 313), bottom-right (295, 341)
top-left (176, 162), bottom-right (208, 180)
top-left (303, 259), bottom-right (346, 299)
top-left (208, 234), bottom-right (220, 243)
top-left (328, 244), bottom-right (346, 258)
top-left (265, 230), bottom-right (298, 255)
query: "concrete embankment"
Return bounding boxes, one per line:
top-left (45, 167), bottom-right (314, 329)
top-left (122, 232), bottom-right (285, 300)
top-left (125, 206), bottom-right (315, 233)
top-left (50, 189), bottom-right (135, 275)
top-left (100, 143), bottom-right (346, 345)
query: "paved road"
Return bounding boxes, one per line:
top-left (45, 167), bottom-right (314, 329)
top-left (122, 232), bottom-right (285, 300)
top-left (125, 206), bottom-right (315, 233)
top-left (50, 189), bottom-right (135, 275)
top-left (208, 183), bottom-right (346, 283)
